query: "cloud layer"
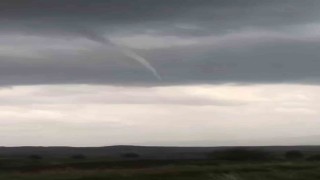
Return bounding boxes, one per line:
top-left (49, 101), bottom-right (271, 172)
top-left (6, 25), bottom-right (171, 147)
top-left (1, 0), bottom-right (320, 86)
top-left (0, 84), bottom-right (319, 146)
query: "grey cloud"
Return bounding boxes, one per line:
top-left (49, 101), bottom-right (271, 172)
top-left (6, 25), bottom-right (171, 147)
top-left (0, 85), bottom-right (246, 106)
top-left (150, 41), bottom-right (320, 84)
top-left (1, 0), bottom-right (320, 37)
top-left (1, 31), bottom-right (320, 86)
top-left (1, 0), bottom-right (320, 86)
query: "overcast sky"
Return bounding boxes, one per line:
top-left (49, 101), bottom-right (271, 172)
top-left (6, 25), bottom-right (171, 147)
top-left (1, 0), bottom-right (320, 146)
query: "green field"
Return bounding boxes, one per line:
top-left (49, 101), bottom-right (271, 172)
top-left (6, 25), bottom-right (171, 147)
top-left (1, 160), bottom-right (320, 180)
top-left (2, 146), bottom-right (320, 179)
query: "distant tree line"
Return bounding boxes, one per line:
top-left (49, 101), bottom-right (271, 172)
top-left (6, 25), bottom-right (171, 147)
top-left (285, 150), bottom-right (304, 160)
top-left (26, 152), bottom-right (141, 161)
top-left (122, 152), bottom-right (140, 158)
top-left (207, 148), bottom-right (320, 162)
top-left (23, 149), bottom-right (320, 162)
top-left (207, 148), bottom-right (272, 161)
top-left (71, 154), bottom-right (87, 160)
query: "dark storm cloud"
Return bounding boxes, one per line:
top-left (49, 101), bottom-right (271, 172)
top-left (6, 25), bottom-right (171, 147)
top-left (1, 0), bottom-right (320, 86)
top-left (1, 0), bottom-right (319, 36)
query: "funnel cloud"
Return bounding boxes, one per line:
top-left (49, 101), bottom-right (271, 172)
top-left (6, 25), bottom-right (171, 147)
top-left (76, 29), bottom-right (161, 80)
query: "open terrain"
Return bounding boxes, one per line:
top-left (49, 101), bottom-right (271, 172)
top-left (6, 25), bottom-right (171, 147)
top-left (1, 146), bottom-right (320, 179)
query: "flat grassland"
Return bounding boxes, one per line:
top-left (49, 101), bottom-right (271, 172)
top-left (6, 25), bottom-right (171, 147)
top-left (1, 160), bottom-right (320, 180)
top-left (2, 146), bottom-right (320, 179)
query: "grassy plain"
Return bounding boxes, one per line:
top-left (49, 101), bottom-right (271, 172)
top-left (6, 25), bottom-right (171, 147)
top-left (2, 146), bottom-right (320, 179)
top-left (1, 159), bottom-right (320, 180)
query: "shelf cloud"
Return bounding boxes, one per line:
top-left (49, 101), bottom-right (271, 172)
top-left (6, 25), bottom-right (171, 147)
top-left (0, 0), bottom-right (320, 86)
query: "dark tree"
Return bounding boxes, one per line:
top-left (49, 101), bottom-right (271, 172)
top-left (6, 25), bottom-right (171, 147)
top-left (71, 154), bottom-right (86, 160)
top-left (285, 150), bottom-right (304, 160)
top-left (307, 154), bottom-right (320, 161)
top-left (29, 154), bottom-right (42, 160)
top-left (122, 152), bottom-right (140, 158)
top-left (208, 148), bottom-right (272, 161)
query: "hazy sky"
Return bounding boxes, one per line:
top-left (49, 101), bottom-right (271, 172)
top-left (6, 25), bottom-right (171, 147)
top-left (1, 0), bottom-right (320, 146)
